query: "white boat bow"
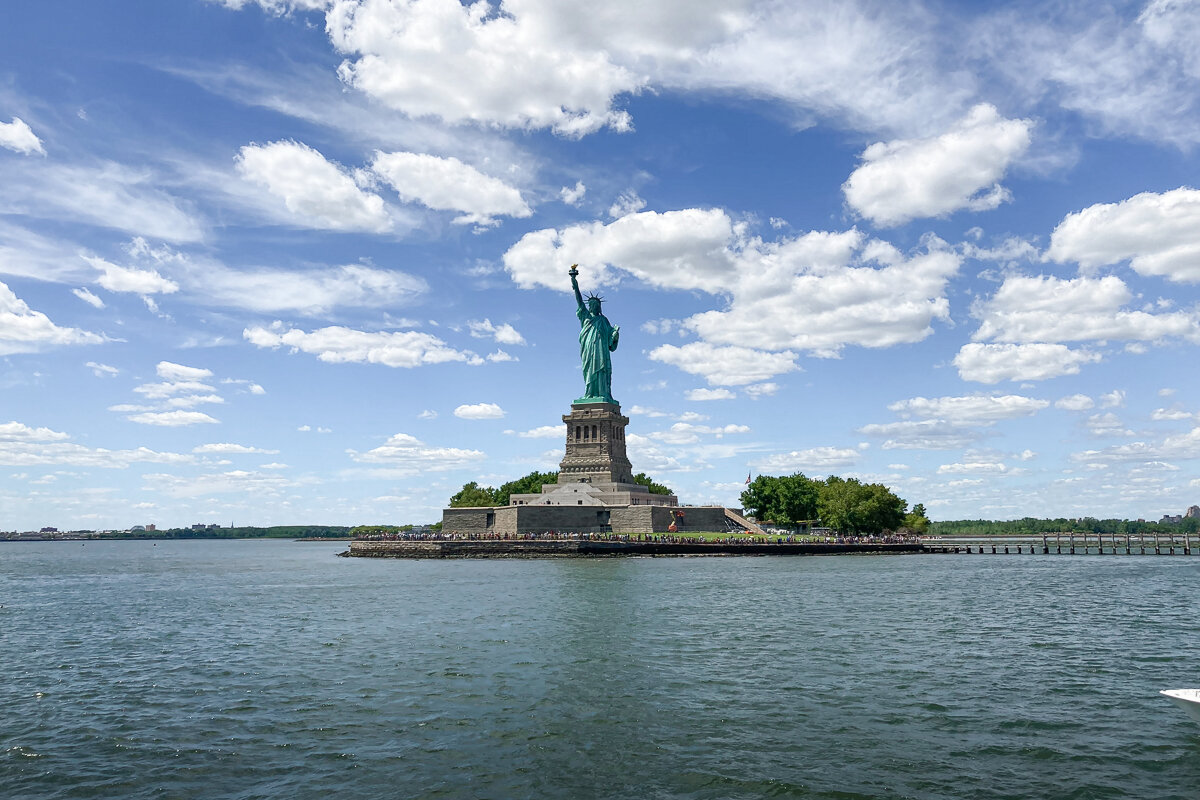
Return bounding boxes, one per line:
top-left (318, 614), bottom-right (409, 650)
top-left (1160, 689), bottom-right (1200, 724)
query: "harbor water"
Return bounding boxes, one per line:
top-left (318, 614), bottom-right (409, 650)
top-left (2, 540), bottom-right (1198, 799)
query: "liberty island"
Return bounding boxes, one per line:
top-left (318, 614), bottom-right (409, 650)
top-left (346, 268), bottom-right (921, 557)
top-left (435, 265), bottom-right (741, 541)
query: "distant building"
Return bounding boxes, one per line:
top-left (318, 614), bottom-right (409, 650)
top-left (190, 523), bottom-right (220, 530)
top-left (40, 526), bottom-right (58, 533)
top-left (146, 524), bottom-right (156, 531)
top-left (1186, 506), bottom-right (1200, 519)
top-left (1161, 514), bottom-right (1184, 524)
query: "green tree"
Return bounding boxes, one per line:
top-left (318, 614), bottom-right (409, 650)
top-left (740, 473), bottom-right (819, 525)
top-left (902, 502), bottom-right (930, 533)
top-left (495, 470), bottom-right (559, 505)
top-left (349, 524), bottom-right (413, 536)
top-left (817, 476), bottom-right (906, 534)
top-left (740, 475), bottom-right (779, 521)
top-left (448, 481), bottom-right (500, 507)
top-left (631, 472), bottom-right (673, 496)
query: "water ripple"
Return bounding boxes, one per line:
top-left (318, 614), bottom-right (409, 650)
top-left (2, 543), bottom-right (1198, 799)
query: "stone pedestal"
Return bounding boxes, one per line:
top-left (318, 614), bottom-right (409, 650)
top-left (506, 401), bottom-right (677, 509)
top-left (558, 401), bottom-right (633, 485)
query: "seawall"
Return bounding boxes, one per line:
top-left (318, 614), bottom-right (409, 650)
top-left (344, 540), bottom-right (923, 559)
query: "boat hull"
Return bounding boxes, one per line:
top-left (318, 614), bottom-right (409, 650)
top-left (1160, 689), bottom-right (1200, 725)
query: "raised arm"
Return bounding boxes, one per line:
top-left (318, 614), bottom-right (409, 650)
top-left (569, 264), bottom-right (584, 311)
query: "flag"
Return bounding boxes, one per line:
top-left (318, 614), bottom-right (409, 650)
top-left (745, 471), bottom-right (751, 485)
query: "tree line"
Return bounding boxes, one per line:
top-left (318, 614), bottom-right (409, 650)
top-left (27, 526), bottom-right (355, 540)
top-left (740, 473), bottom-right (929, 535)
top-left (930, 516), bottom-right (1200, 536)
top-left (448, 471), bottom-right (672, 507)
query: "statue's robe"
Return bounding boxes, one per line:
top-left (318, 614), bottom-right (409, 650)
top-left (577, 305), bottom-right (617, 401)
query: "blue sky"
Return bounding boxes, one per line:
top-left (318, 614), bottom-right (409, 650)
top-left (3, 0), bottom-right (1200, 530)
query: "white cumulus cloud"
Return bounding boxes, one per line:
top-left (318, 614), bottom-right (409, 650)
top-left (348, 432), bottom-right (486, 471)
top-left (86, 256), bottom-right (179, 295)
top-left (0, 280), bottom-right (105, 356)
top-left (1074, 426), bottom-right (1200, 464)
top-left (193, 443), bottom-right (280, 454)
top-left (972, 276), bottom-right (1198, 343)
top-left (468, 319), bottom-right (526, 345)
top-left (244, 322), bottom-right (477, 367)
top-left (652, 344), bottom-right (797, 387)
top-left (954, 343), bottom-right (1102, 384)
top-left (508, 425), bottom-right (562, 439)
top-left (453, 402), bottom-right (505, 420)
top-left (236, 140), bottom-right (392, 232)
top-left (0, 117), bottom-right (45, 155)
top-left (685, 387), bottom-right (737, 401)
top-left (1086, 412), bottom-right (1133, 437)
top-left (957, 273), bottom-right (1199, 382)
top-left (157, 362), bottom-right (213, 381)
top-left (560, 181), bottom-right (586, 205)
top-left (843, 104), bottom-right (1033, 227)
top-left (1008, 278), bottom-right (1194, 340)
top-left (326, 0), bottom-right (642, 137)
top-left (1045, 188), bottom-right (1200, 283)
top-left (1151, 407), bottom-right (1195, 421)
top-left (756, 446), bottom-right (861, 472)
top-left (371, 151), bottom-right (531, 226)
top-left (861, 394), bottom-right (1047, 451)
top-left (682, 234), bottom-right (959, 360)
top-left (125, 410), bottom-right (221, 427)
top-left (508, 215), bottom-right (957, 385)
top-left (1099, 389), bottom-right (1126, 409)
top-left (1056, 394), bottom-right (1095, 411)
top-left (504, 207), bottom-right (739, 293)
top-left (888, 394), bottom-right (1049, 424)
top-left (858, 418), bottom-right (987, 451)
top-left (0, 421), bottom-right (192, 467)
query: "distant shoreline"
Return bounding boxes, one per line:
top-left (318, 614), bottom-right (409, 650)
top-left (0, 535), bottom-right (352, 543)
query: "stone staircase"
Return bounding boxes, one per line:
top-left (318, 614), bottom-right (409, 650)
top-left (723, 508), bottom-right (765, 535)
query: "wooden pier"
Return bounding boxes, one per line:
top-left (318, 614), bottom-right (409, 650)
top-left (922, 532), bottom-right (1197, 555)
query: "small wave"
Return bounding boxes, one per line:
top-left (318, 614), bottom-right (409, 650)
top-left (5, 746), bottom-right (43, 759)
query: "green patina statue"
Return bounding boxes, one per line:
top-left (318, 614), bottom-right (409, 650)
top-left (569, 265), bottom-right (619, 404)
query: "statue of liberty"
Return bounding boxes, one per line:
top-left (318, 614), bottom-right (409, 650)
top-left (569, 265), bottom-right (619, 403)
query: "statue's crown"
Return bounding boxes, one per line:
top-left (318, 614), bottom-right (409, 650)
top-left (586, 292), bottom-right (604, 304)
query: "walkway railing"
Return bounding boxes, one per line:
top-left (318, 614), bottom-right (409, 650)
top-left (922, 532), bottom-right (1196, 555)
